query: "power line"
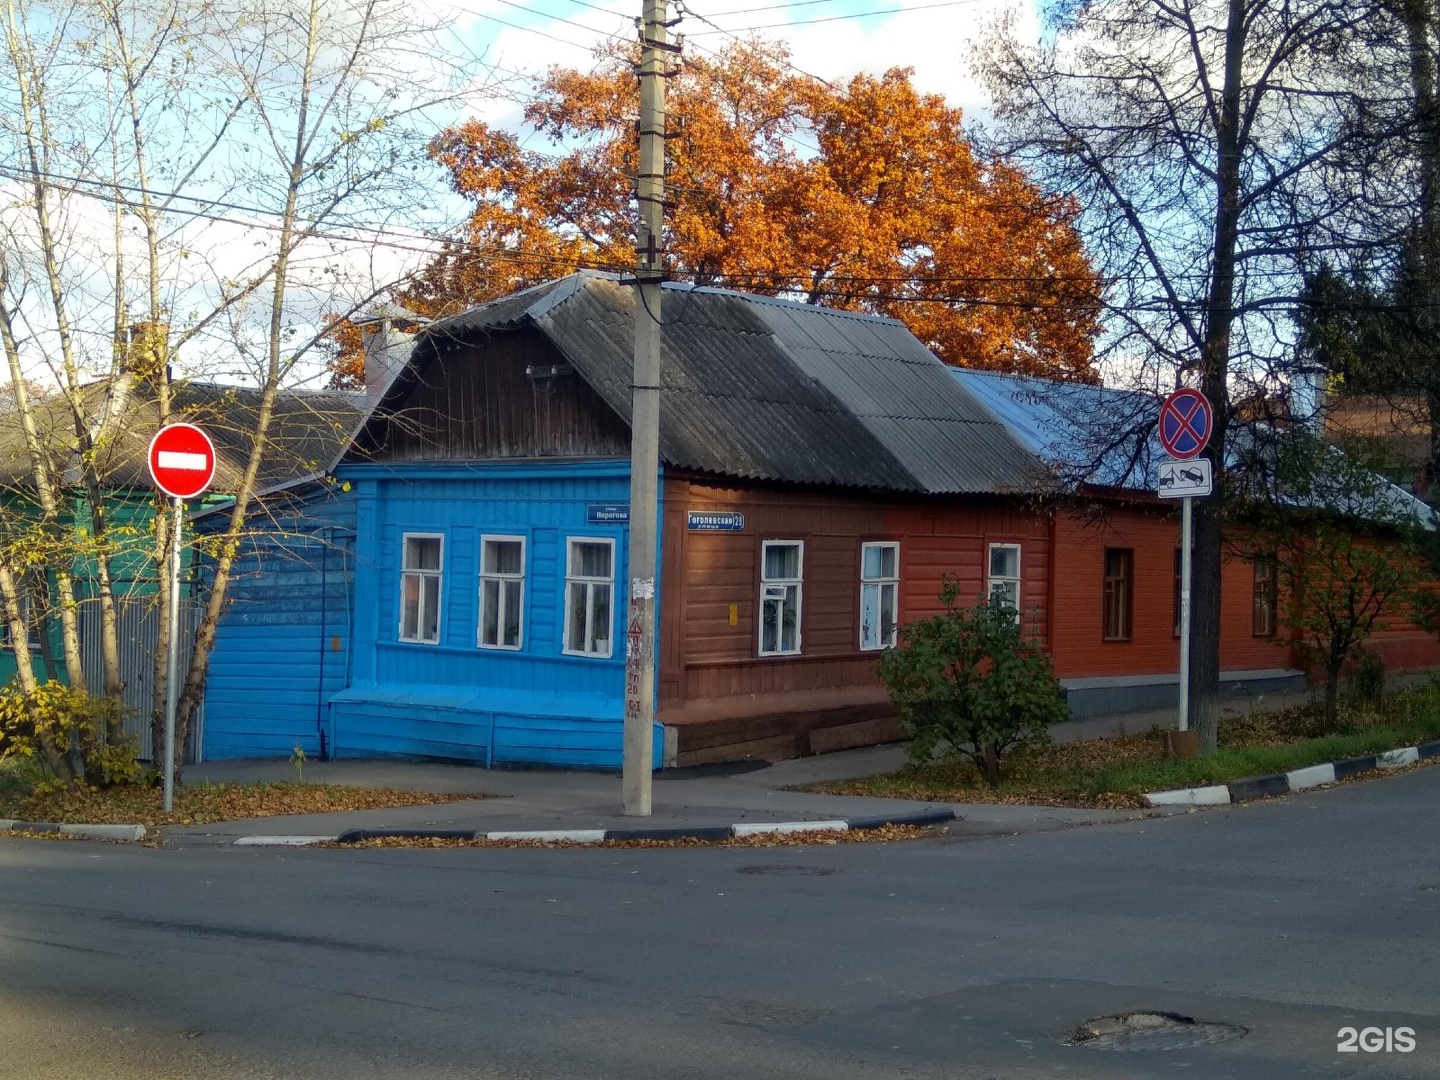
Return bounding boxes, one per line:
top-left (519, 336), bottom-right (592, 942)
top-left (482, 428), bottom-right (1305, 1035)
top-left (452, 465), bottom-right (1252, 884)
top-left (488, 0), bottom-right (631, 44)
top-left (688, 0), bottom-right (988, 33)
top-left (469, 10), bottom-right (600, 51)
top-left (705, 0), bottom-right (848, 15)
top-left (678, 2), bottom-right (834, 89)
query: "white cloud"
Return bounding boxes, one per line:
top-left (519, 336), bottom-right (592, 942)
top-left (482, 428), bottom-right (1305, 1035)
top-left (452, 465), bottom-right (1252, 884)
top-left (437, 0), bottom-right (1039, 123)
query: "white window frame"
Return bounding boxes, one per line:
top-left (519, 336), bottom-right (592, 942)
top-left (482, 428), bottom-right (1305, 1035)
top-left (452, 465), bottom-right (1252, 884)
top-left (478, 534), bottom-right (526, 651)
top-left (563, 536), bottom-right (615, 659)
top-left (399, 532), bottom-right (444, 645)
top-left (859, 541), bottom-right (900, 651)
top-left (759, 539), bottom-right (804, 657)
top-left (987, 543), bottom-right (1022, 617)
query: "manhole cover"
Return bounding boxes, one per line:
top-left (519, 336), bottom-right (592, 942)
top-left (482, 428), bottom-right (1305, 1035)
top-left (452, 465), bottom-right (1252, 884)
top-left (736, 865), bottom-right (837, 876)
top-left (1067, 1011), bottom-right (1247, 1051)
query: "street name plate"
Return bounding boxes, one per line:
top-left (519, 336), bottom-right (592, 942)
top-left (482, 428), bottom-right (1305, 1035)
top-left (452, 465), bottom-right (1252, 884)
top-left (686, 510), bottom-right (745, 531)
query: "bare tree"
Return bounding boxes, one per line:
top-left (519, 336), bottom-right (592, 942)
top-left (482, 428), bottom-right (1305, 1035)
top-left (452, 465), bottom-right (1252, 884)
top-left (979, 0), bottom-right (1388, 750)
top-left (0, 0), bottom-right (498, 780)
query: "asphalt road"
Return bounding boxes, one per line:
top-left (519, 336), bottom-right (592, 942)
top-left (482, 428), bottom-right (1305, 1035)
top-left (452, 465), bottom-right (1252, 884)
top-left (3, 767), bottom-right (1439, 1080)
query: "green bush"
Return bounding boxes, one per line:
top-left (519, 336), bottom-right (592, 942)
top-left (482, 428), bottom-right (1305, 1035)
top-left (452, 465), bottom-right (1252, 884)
top-left (0, 681), bottom-right (140, 788)
top-left (1347, 648), bottom-right (1386, 705)
top-left (877, 575), bottom-right (1069, 785)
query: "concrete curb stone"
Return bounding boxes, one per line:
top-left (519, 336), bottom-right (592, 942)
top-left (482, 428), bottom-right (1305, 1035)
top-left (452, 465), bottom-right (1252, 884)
top-left (244, 809), bottom-right (962, 848)
top-left (1144, 740), bottom-right (1437, 808)
top-left (0, 820), bottom-right (147, 842)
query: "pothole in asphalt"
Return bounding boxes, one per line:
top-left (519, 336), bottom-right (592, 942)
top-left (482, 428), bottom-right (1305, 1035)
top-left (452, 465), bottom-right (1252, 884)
top-left (736, 865), bottom-right (838, 876)
top-left (1066, 1011), bottom-right (1247, 1051)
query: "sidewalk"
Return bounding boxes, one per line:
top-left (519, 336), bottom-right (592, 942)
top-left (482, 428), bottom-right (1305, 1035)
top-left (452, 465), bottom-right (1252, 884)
top-left (165, 699), bottom-right (1271, 846)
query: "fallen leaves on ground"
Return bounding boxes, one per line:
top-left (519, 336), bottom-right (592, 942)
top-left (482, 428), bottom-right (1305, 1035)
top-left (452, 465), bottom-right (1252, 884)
top-left (809, 734), bottom-right (1160, 810)
top-left (0, 781), bottom-right (484, 827)
top-left (804, 687), bottom-right (1440, 809)
top-left (324, 824), bottom-right (933, 850)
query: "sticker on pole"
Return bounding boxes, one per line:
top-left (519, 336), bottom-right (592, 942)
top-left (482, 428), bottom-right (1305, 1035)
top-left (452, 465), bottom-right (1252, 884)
top-left (1158, 388), bottom-right (1213, 460)
top-left (1157, 457), bottom-right (1212, 499)
top-left (148, 423), bottom-right (216, 499)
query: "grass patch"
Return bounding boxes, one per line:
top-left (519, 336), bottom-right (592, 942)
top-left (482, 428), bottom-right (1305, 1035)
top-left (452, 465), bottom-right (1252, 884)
top-left (805, 681), bottom-right (1440, 808)
top-left (0, 759), bottom-right (482, 827)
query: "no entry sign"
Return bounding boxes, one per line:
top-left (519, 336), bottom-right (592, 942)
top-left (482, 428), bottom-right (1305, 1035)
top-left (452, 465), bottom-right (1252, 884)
top-left (148, 423), bottom-right (216, 499)
top-left (1158, 388), bottom-right (1213, 460)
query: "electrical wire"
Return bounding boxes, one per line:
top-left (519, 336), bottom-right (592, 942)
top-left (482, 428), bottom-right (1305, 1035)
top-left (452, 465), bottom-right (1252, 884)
top-left (689, 0), bottom-right (990, 33)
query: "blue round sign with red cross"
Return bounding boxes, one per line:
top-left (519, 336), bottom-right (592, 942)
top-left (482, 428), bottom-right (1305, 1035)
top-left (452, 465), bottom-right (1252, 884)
top-left (1158, 388), bottom-right (1213, 461)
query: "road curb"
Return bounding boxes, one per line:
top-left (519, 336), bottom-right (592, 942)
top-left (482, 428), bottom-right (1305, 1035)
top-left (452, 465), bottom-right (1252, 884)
top-left (1143, 739), bottom-right (1440, 808)
top-left (0, 819), bottom-right (147, 842)
top-left (251, 809), bottom-right (960, 848)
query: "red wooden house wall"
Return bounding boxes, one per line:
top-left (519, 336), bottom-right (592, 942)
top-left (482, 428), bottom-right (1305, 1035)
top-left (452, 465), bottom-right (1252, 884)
top-left (657, 474), bottom-right (1440, 762)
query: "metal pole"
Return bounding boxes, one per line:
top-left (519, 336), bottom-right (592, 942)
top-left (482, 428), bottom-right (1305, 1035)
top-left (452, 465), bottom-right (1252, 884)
top-left (163, 495), bottom-right (182, 812)
top-left (1178, 495), bottom-right (1193, 732)
top-left (622, 0), bottom-right (668, 815)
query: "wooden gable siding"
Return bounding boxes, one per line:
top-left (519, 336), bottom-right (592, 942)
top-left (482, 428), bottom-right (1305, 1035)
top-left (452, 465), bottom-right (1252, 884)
top-left (374, 330), bottom-right (631, 461)
top-left (657, 477), bottom-right (1053, 725)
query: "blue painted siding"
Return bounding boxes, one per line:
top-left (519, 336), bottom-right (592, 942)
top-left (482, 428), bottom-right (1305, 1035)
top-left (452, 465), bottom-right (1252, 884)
top-left (328, 461), bottom-right (664, 769)
top-left (198, 483), bottom-right (356, 760)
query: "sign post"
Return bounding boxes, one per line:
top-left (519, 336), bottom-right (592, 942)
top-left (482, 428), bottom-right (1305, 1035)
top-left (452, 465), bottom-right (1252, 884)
top-left (147, 424), bottom-right (216, 812)
top-left (1156, 389), bottom-right (1214, 736)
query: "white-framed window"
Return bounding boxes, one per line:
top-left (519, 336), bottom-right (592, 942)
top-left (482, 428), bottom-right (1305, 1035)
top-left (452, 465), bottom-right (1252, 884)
top-left (479, 535), bottom-right (525, 650)
top-left (564, 537), bottom-right (614, 657)
top-left (399, 533), bottom-right (443, 644)
top-left (760, 540), bottom-right (803, 656)
top-left (987, 543), bottom-right (1021, 615)
top-left (859, 541), bottom-right (899, 650)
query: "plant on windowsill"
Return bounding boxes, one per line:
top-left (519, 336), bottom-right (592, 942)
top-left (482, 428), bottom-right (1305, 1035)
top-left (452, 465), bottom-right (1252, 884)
top-left (876, 574), bottom-right (1068, 786)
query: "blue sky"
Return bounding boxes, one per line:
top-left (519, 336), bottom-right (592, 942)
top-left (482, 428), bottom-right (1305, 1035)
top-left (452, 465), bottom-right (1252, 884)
top-left (437, 0), bottom-right (1035, 141)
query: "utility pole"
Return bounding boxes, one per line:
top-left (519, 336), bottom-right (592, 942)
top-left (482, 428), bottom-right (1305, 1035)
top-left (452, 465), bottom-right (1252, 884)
top-left (622, 0), bottom-right (673, 815)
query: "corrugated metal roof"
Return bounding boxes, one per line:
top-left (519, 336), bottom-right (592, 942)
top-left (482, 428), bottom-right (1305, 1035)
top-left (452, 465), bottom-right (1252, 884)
top-left (0, 381), bottom-right (364, 494)
top-left (405, 272), bottom-right (1039, 494)
top-left (949, 368), bottom-right (1160, 491)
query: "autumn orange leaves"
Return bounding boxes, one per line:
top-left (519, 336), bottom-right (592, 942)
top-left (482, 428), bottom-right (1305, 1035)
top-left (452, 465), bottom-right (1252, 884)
top-left (381, 39), bottom-right (1103, 384)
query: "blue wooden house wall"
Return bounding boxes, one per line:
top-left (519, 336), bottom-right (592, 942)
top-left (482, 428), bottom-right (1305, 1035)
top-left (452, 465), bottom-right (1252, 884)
top-left (197, 482), bottom-right (356, 760)
top-left (327, 459), bottom-right (665, 769)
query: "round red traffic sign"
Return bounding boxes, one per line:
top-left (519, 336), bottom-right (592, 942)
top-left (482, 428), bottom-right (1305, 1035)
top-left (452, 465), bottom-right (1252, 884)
top-left (1158, 388), bottom-right (1213, 460)
top-left (148, 423), bottom-right (216, 499)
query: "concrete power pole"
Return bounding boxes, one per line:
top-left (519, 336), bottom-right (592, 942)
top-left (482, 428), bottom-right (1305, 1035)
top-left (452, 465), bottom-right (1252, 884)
top-left (622, 0), bottom-right (673, 815)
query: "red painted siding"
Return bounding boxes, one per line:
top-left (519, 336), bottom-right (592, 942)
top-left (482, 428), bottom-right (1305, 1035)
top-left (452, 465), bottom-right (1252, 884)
top-left (657, 475), bottom-right (1440, 731)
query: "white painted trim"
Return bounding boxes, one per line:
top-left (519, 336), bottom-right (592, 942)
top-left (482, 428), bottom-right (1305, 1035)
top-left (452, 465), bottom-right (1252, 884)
top-left (859, 540), bottom-right (900, 651)
top-left (562, 536), bottom-right (616, 659)
top-left (986, 542), bottom-right (1022, 616)
top-left (485, 829), bottom-right (606, 843)
top-left (1143, 785), bottom-right (1231, 807)
top-left (1285, 763), bottom-right (1336, 790)
top-left (398, 532), bottom-right (445, 644)
top-left (478, 533), bottom-right (526, 651)
top-left (1377, 747), bottom-right (1420, 768)
top-left (233, 835), bottom-right (335, 846)
top-left (732, 820), bottom-right (849, 837)
top-left (759, 539), bottom-right (804, 656)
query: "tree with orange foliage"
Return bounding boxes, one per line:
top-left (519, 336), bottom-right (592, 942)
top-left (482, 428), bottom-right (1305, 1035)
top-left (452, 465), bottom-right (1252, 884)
top-left (330, 40), bottom-right (1102, 387)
